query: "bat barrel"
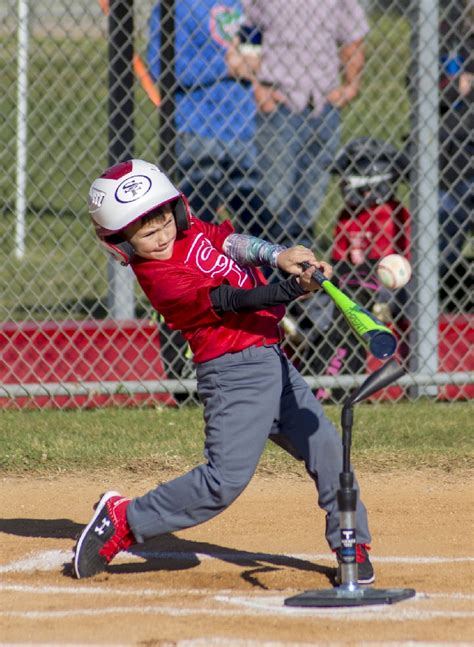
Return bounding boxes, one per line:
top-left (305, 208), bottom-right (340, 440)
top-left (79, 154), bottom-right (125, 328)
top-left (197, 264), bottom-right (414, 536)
top-left (363, 329), bottom-right (397, 359)
top-left (300, 261), bottom-right (398, 360)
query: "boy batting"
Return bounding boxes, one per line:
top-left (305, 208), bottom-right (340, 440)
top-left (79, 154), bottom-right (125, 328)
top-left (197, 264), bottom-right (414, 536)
top-left (73, 159), bottom-right (374, 585)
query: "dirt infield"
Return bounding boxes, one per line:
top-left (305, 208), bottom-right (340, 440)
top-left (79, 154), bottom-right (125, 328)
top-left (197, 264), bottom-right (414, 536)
top-left (1, 469), bottom-right (473, 645)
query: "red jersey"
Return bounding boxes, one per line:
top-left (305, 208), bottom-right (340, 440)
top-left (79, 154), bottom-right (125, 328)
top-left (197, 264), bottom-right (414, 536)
top-left (131, 217), bottom-right (284, 363)
top-left (331, 201), bottom-right (412, 263)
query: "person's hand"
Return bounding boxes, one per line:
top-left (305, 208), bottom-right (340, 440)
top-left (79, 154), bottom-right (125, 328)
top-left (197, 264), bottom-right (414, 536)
top-left (459, 72), bottom-right (474, 97)
top-left (226, 37), bottom-right (260, 81)
top-left (329, 38), bottom-right (364, 108)
top-left (326, 83), bottom-right (359, 108)
top-left (254, 82), bottom-right (286, 113)
top-left (298, 261), bottom-right (333, 292)
top-left (276, 246), bottom-right (318, 274)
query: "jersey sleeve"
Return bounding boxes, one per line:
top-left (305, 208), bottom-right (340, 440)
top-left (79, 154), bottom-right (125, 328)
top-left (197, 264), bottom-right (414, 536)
top-left (189, 217), bottom-right (234, 252)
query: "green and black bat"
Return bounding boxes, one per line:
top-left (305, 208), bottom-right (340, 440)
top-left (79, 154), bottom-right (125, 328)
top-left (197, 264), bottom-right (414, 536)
top-left (302, 263), bottom-right (397, 360)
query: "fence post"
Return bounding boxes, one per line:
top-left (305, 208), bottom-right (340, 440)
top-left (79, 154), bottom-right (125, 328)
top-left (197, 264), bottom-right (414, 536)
top-left (410, 0), bottom-right (440, 396)
top-left (107, 0), bottom-right (136, 320)
top-left (158, 0), bottom-right (176, 177)
top-left (15, 0), bottom-right (28, 260)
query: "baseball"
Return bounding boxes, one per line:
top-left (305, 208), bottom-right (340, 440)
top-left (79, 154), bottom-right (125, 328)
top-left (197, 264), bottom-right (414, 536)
top-left (376, 254), bottom-right (412, 289)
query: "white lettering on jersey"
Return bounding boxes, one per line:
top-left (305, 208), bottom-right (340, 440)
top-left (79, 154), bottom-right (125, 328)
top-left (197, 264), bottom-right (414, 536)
top-left (185, 233), bottom-right (255, 288)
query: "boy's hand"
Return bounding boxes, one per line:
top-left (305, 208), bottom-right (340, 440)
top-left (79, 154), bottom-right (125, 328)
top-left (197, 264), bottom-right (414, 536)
top-left (298, 261), bottom-right (333, 292)
top-left (276, 246), bottom-right (318, 275)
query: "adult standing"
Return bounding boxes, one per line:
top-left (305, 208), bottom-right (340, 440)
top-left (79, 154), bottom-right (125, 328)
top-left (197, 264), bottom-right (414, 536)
top-left (437, 0), bottom-right (473, 310)
top-left (148, 0), bottom-right (261, 225)
top-left (240, 0), bottom-right (369, 250)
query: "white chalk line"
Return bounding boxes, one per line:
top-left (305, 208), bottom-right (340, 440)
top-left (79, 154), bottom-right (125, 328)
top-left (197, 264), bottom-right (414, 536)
top-left (3, 642), bottom-right (473, 647)
top-left (134, 551), bottom-right (474, 565)
top-left (1, 551), bottom-right (472, 625)
top-left (0, 582), bottom-right (239, 597)
top-left (0, 597), bottom-right (473, 622)
top-left (0, 550), bottom-right (71, 573)
top-left (0, 644), bottom-right (127, 647)
top-left (0, 580), bottom-right (473, 623)
top-left (0, 549), bottom-right (472, 574)
top-left (176, 642), bottom-right (474, 647)
top-left (216, 593), bottom-right (474, 620)
top-left (0, 641), bottom-right (471, 647)
top-left (1, 582), bottom-right (473, 603)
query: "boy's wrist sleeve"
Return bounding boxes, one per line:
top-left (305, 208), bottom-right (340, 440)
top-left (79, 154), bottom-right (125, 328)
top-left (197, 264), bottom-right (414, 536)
top-left (222, 233), bottom-right (286, 268)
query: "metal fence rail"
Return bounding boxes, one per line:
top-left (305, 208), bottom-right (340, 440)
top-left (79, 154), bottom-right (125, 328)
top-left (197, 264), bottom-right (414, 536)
top-left (1, 0), bottom-right (472, 408)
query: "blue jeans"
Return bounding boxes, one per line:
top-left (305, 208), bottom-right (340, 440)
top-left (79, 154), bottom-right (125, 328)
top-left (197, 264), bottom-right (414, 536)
top-left (439, 180), bottom-right (472, 273)
top-left (255, 103), bottom-right (341, 249)
top-left (175, 132), bottom-right (260, 230)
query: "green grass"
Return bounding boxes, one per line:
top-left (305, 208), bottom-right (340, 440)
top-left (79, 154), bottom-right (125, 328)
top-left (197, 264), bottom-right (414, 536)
top-left (1, 401), bottom-right (472, 475)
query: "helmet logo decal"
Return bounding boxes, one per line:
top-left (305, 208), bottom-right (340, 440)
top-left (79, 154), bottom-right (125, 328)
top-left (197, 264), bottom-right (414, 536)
top-left (115, 174), bottom-right (152, 203)
top-left (88, 187), bottom-right (106, 213)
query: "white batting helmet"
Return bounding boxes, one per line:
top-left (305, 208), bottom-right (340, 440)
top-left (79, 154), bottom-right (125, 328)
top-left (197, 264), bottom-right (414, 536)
top-left (88, 159), bottom-right (191, 264)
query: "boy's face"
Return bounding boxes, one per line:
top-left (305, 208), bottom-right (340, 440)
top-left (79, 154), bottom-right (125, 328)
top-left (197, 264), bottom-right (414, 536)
top-left (124, 205), bottom-right (177, 260)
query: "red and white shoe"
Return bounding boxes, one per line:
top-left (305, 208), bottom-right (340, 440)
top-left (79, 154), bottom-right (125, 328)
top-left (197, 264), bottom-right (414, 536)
top-left (73, 491), bottom-right (135, 579)
top-left (335, 543), bottom-right (375, 585)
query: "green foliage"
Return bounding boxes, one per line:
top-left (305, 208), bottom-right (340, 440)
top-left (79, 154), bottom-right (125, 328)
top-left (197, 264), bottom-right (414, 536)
top-left (0, 213), bottom-right (107, 320)
top-left (317, 12), bottom-right (412, 244)
top-left (0, 31), bottom-right (157, 320)
top-left (1, 401), bottom-right (472, 475)
top-left (0, 34), bottom-right (158, 216)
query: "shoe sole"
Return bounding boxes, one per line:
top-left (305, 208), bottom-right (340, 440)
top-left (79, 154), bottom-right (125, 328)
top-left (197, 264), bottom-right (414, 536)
top-left (336, 567), bottom-right (375, 586)
top-left (73, 490), bottom-right (120, 579)
top-left (355, 573), bottom-right (375, 585)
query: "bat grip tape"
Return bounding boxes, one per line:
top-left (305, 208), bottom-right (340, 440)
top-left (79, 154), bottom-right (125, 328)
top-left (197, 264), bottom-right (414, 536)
top-left (300, 261), bottom-right (326, 286)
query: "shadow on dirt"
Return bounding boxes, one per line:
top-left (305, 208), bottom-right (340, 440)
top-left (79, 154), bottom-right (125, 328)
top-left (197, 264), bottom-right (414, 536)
top-left (0, 517), bottom-right (81, 539)
top-left (0, 517), bottom-right (336, 586)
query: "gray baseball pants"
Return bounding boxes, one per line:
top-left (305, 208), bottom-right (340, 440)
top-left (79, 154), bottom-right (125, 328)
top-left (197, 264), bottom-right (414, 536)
top-left (126, 344), bottom-right (371, 549)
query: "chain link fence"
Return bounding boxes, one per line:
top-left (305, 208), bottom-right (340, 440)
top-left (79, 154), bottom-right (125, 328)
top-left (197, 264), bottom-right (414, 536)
top-left (1, 0), bottom-right (472, 409)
